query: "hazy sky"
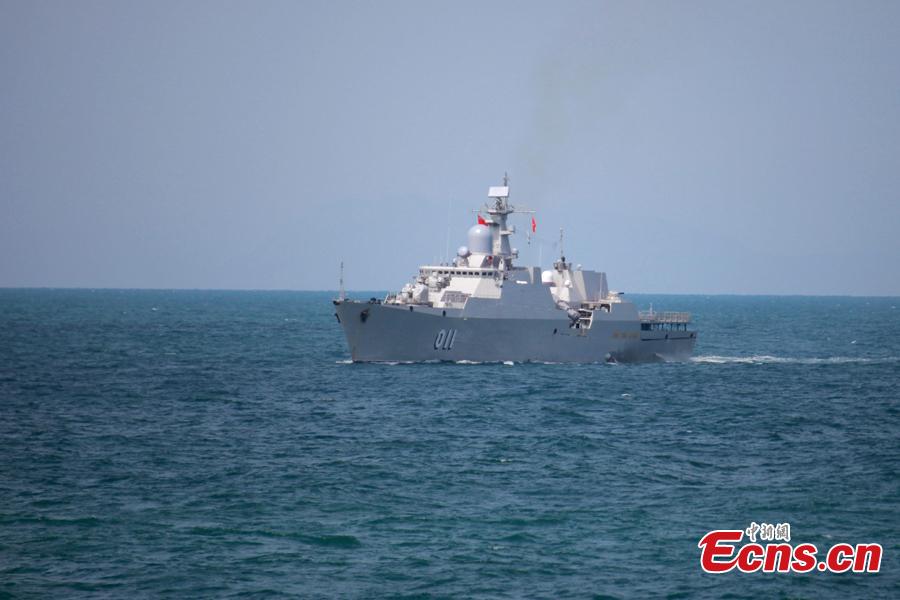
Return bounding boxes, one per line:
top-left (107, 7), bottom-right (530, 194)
top-left (2, 0), bottom-right (898, 294)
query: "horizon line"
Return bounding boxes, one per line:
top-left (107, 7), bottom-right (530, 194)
top-left (1, 286), bottom-right (898, 299)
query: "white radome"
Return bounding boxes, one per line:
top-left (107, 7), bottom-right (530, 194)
top-left (467, 224), bottom-right (492, 254)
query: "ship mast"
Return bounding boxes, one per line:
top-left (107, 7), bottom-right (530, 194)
top-left (484, 173), bottom-right (534, 263)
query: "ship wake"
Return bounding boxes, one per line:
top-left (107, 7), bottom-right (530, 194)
top-left (691, 355), bottom-right (899, 365)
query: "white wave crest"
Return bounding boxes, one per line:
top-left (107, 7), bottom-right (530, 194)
top-left (691, 355), bottom-right (899, 365)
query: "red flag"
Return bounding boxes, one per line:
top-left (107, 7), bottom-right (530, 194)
top-left (531, 216), bottom-right (537, 233)
top-left (477, 214), bottom-right (487, 225)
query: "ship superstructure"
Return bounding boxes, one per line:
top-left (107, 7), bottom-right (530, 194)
top-left (334, 178), bottom-right (696, 363)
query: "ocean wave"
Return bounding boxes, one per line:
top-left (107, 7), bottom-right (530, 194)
top-left (691, 355), bottom-right (899, 365)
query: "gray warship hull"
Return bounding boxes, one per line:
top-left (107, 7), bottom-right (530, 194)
top-left (334, 300), bottom-right (696, 363)
top-left (334, 177), bottom-right (697, 363)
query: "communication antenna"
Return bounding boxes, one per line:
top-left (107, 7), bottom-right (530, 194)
top-left (445, 197), bottom-right (451, 263)
top-left (559, 228), bottom-right (565, 260)
top-left (338, 261), bottom-right (345, 301)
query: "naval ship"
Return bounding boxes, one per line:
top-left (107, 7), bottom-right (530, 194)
top-left (334, 178), bottom-right (696, 363)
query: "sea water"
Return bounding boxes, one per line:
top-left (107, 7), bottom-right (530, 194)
top-left (1, 290), bottom-right (897, 597)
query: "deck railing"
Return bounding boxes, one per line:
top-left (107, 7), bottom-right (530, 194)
top-left (638, 310), bottom-right (692, 324)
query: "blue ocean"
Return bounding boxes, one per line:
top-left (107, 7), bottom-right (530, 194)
top-left (1, 289), bottom-right (897, 598)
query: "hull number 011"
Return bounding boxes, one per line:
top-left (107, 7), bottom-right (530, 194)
top-left (434, 329), bottom-right (458, 350)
